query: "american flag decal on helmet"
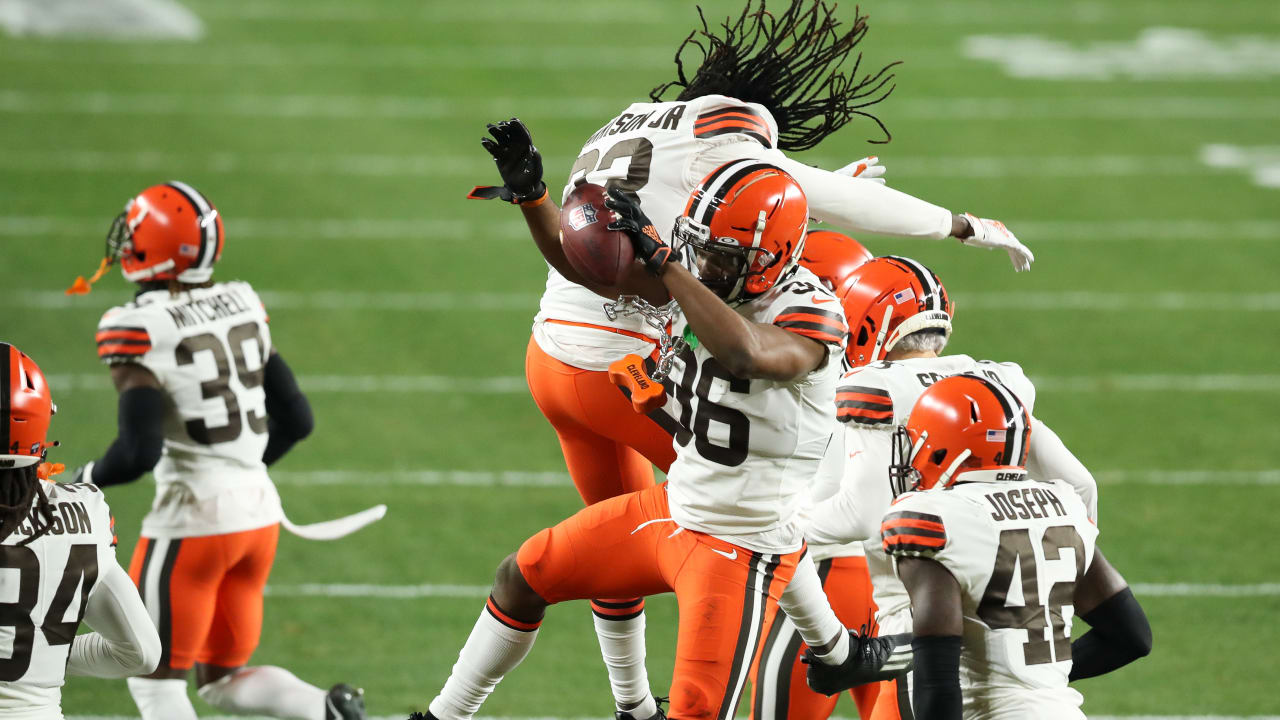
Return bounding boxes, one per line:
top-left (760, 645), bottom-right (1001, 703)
top-left (986, 429), bottom-right (1007, 443)
top-left (893, 287), bottom-right (916, 304)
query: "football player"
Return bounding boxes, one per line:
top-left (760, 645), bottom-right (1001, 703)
top-left (472, 5), bottom-right (1032, 710)
top-left (0, 342), bottom-right (161, 718)
top-left (749, 231), bottom-right (880, 720)
top-left (419, 163), bottom-right (847, 720)
top-left (798, 256), bottom-right (1101, 719)
top-left (65, 183), bottom-right (366, 720)
top-left (883, 375), bottom-right (1151, 719)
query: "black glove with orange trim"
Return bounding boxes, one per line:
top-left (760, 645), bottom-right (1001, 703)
top-left (468, 118), bottom-right (548, 205)
top-left (605, 188), bottom-right (675, 275)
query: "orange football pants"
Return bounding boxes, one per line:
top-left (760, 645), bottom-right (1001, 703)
top-left (525, 335), bottom-right (676, 505)
top-left (870, 678), bottom-right (912, 720)
top-left (128, 524), bottom-right (278, 670)
top-left (516, 484), bottom-right (802, 720)
top-left (749, 555), bottom-right (881, 720)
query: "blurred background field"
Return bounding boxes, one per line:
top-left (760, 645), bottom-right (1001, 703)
top-left (1, 0), bottom-right (1278, 716)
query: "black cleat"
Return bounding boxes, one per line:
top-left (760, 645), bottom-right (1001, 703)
top-left (407, 713), bottom-right (438, 720)
top-left (615, 696), bottom-right (668, 720)
top-left (325, 683), bottom-right (366, 720)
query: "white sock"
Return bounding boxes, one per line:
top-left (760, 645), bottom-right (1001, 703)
top-left (127, 677), bottom-right (198, 720)
top-left (590, 599), bottom-right (654, 714)
top-left (428, 598), bottom-right (541, 720)
top-left (778, 554), bottom-right (850, 665)
top-left (196, 665), bottom-right (326, 720)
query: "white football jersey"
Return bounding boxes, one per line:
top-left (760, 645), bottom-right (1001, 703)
top-left (0, 483), bottom-right (117, 717)
top-left (665, 266), bottom-right (846, 554)
top-left (96, 282), bottom-right (282, 537)
top-left (882, 478), bottom-right (1097, 716)
top-left (534, 94), bottom-right (782, 370)
top-left (828, 355), bottom-right (1038, 624)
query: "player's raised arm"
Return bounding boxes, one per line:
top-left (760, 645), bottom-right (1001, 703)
top-left (1068, 549), bottom-right (1153, 681)
top-left (77, 363), bottom-right (166, 487)
top-left (261, 351), bottom-right (314, 466)
top-left (605, 186), bottom-right (826, 382)
top-left (1027, 418), bottom-right (1099, 521)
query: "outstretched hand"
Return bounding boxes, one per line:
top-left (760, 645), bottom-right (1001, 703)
top-left (467, 118), bottom-right (548, 205)
top-left (958, 213), bottom-right (1034, 272)
top-left (604, 189), bottom-right (675, 275)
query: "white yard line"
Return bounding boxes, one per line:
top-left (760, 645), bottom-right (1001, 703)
top-left (40, 373), bottom-right (1280, 394)
top-left (11, 290), bottom-right (1280, 312)
top-left (258, 582), bottom-right (1280, 600)
top-left (0, 149), bottom-right (1207, 178)
top-left (2, 216), bottom-right (1278, 242)
top-left (2, 91), bottom-right (1279, 120)
top-left (267, 469), bottom-right (1280, 488)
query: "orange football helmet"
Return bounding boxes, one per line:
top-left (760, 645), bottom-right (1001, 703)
top-left (672, 160), bottom-right (808, 303)
top-left (1, 343), bottom-right (57, 469)
top-left (841, 256), bottom-right (954, 367)
top-left (68, 181), bottom-right (224, 294)
top-left (890, 374), bottom-right (1031, 495)
top-left (799, 229), bottom-right (874, 296)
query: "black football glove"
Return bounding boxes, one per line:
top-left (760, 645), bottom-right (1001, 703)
top-left (604, 188), bottom-right (675, 275)
top-left (467, 118), bottom-right (547, 205)
top-left (803, 630), bottom-right (914, 696)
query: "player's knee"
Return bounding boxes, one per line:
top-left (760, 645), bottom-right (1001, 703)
top-left (492, 552), bottom-right (546, 618)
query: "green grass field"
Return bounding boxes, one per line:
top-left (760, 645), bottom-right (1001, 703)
top-left (2, 0), bottom-right (1279, 717)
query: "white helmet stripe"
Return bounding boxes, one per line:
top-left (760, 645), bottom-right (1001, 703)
top-left (689, 159), bottom-right (778, 227)
top-left (166, 180), bottom-right (217, 271)
top-left (889, 255), bottom-right (944, 311)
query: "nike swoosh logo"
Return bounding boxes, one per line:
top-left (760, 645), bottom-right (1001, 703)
top-left (812, 296), bottom-right (836, 304)
top-left (711, 547), bottom-right (738, 561)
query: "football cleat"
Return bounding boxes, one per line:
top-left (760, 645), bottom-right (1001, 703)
top-left (615, 696), bottom-right (668, 720)
top-left (324, 683), bottom-right (366, 720)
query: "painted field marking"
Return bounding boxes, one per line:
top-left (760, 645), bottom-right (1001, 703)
top-left (0, 0), bottom-right (203, 39)
top-left (268, 469), bottom-right (1280, 488)
top-left (2, 216), bottom-right (1278, 242)
top-left (964, 27), bottom-right (1280, 80)
top-left (2, 90), bottom-right (1279, 121)
top-left (40, 373), bottom-right (1280, 394)
top-left (1202, 144), bottom-right (1280, 189)
top-left (0, 149), bottom-right (1208, 178)
top-left (10, 290), bottom-right (1280, 313)
top-left (257, 582), bottom-right (1280, 601)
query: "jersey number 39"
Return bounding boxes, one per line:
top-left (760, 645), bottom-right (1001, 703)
top-left (175, 321), bottom-right (268, 445)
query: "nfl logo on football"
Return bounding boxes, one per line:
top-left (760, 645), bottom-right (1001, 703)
top-left (568, 202), bottom-right (598, 232)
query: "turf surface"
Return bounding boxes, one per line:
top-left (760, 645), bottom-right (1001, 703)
top-left (1, 0), bottom-right (1278, 716)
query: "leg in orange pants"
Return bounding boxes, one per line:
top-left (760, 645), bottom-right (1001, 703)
top-left (516, 484), bottom-right (801, 720)
top-left (128, 524), bottom-right (278, 670)
top-left (750, 555), bottom-right (881, 720)
top-left (525, 335), bottom-right (676, 505)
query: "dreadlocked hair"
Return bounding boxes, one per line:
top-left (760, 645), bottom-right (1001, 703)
top-left (0, 465), bottom-right (55, 546)
top-left (650, 1), bottom-right (900, 150)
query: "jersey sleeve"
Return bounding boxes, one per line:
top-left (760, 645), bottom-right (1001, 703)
top-left (766, 274), bottom-right (848, 349)
top-left (836, 367), bottom-right (894, 429)
top-left (95, 307), bottom-right (154, 364)
top-left (880, 495), bottom-right (949, 558)
top-left (690, 95), bottom-right (778, 149)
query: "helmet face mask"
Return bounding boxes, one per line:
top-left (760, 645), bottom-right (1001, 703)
top-left (888, 425), bottom-right (923, 497)
top-left (678, 161), bottom-right (809, 303)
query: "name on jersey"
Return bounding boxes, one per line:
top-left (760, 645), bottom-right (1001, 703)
top-left (10, 501), bottom-right (95, 538)
top-left (166, 289), bottom-right (255, 330)
top-left (916, 368), bottom-right (1002, 388)
top-left (583, 105), bottom-right (686, 145)
top-left (986, 485), bottom-right (1068, 522)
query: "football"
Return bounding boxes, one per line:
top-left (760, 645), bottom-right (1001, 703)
top-left (560, 183), bottom-right (634, 287)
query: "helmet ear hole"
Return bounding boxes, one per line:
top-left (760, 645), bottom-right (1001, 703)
top-left (856, 323), bottom-right (870, 347)
top-left (930, 448), bottom-right (948, 466)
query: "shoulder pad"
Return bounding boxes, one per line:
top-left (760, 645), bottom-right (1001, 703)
top-left (692, 98), bottom-right (775, 148)
top-left (881, 502), bottom-right (948, 558)
top-left (836, 367), bottom-right (892, 427)
top-left (96, 306), bottom-right (153, 363)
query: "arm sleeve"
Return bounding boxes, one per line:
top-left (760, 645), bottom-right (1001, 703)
top-left (688, 141), bottom-right (954, 239)
top-left (1027, 418), bottom-right (1099, 522)
top-left (67, 562), bottom-right (161, 678)
top-left (802, 429), bottom-right (893, 546)
top-left (261, 353), bottom-right (314, 466)
top-left (90, 385), bottom-right (167, 488)
top-left (1068, 587), bottom-right (1152, 681)
top-left (911, 635), bottom-right (964, 720)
